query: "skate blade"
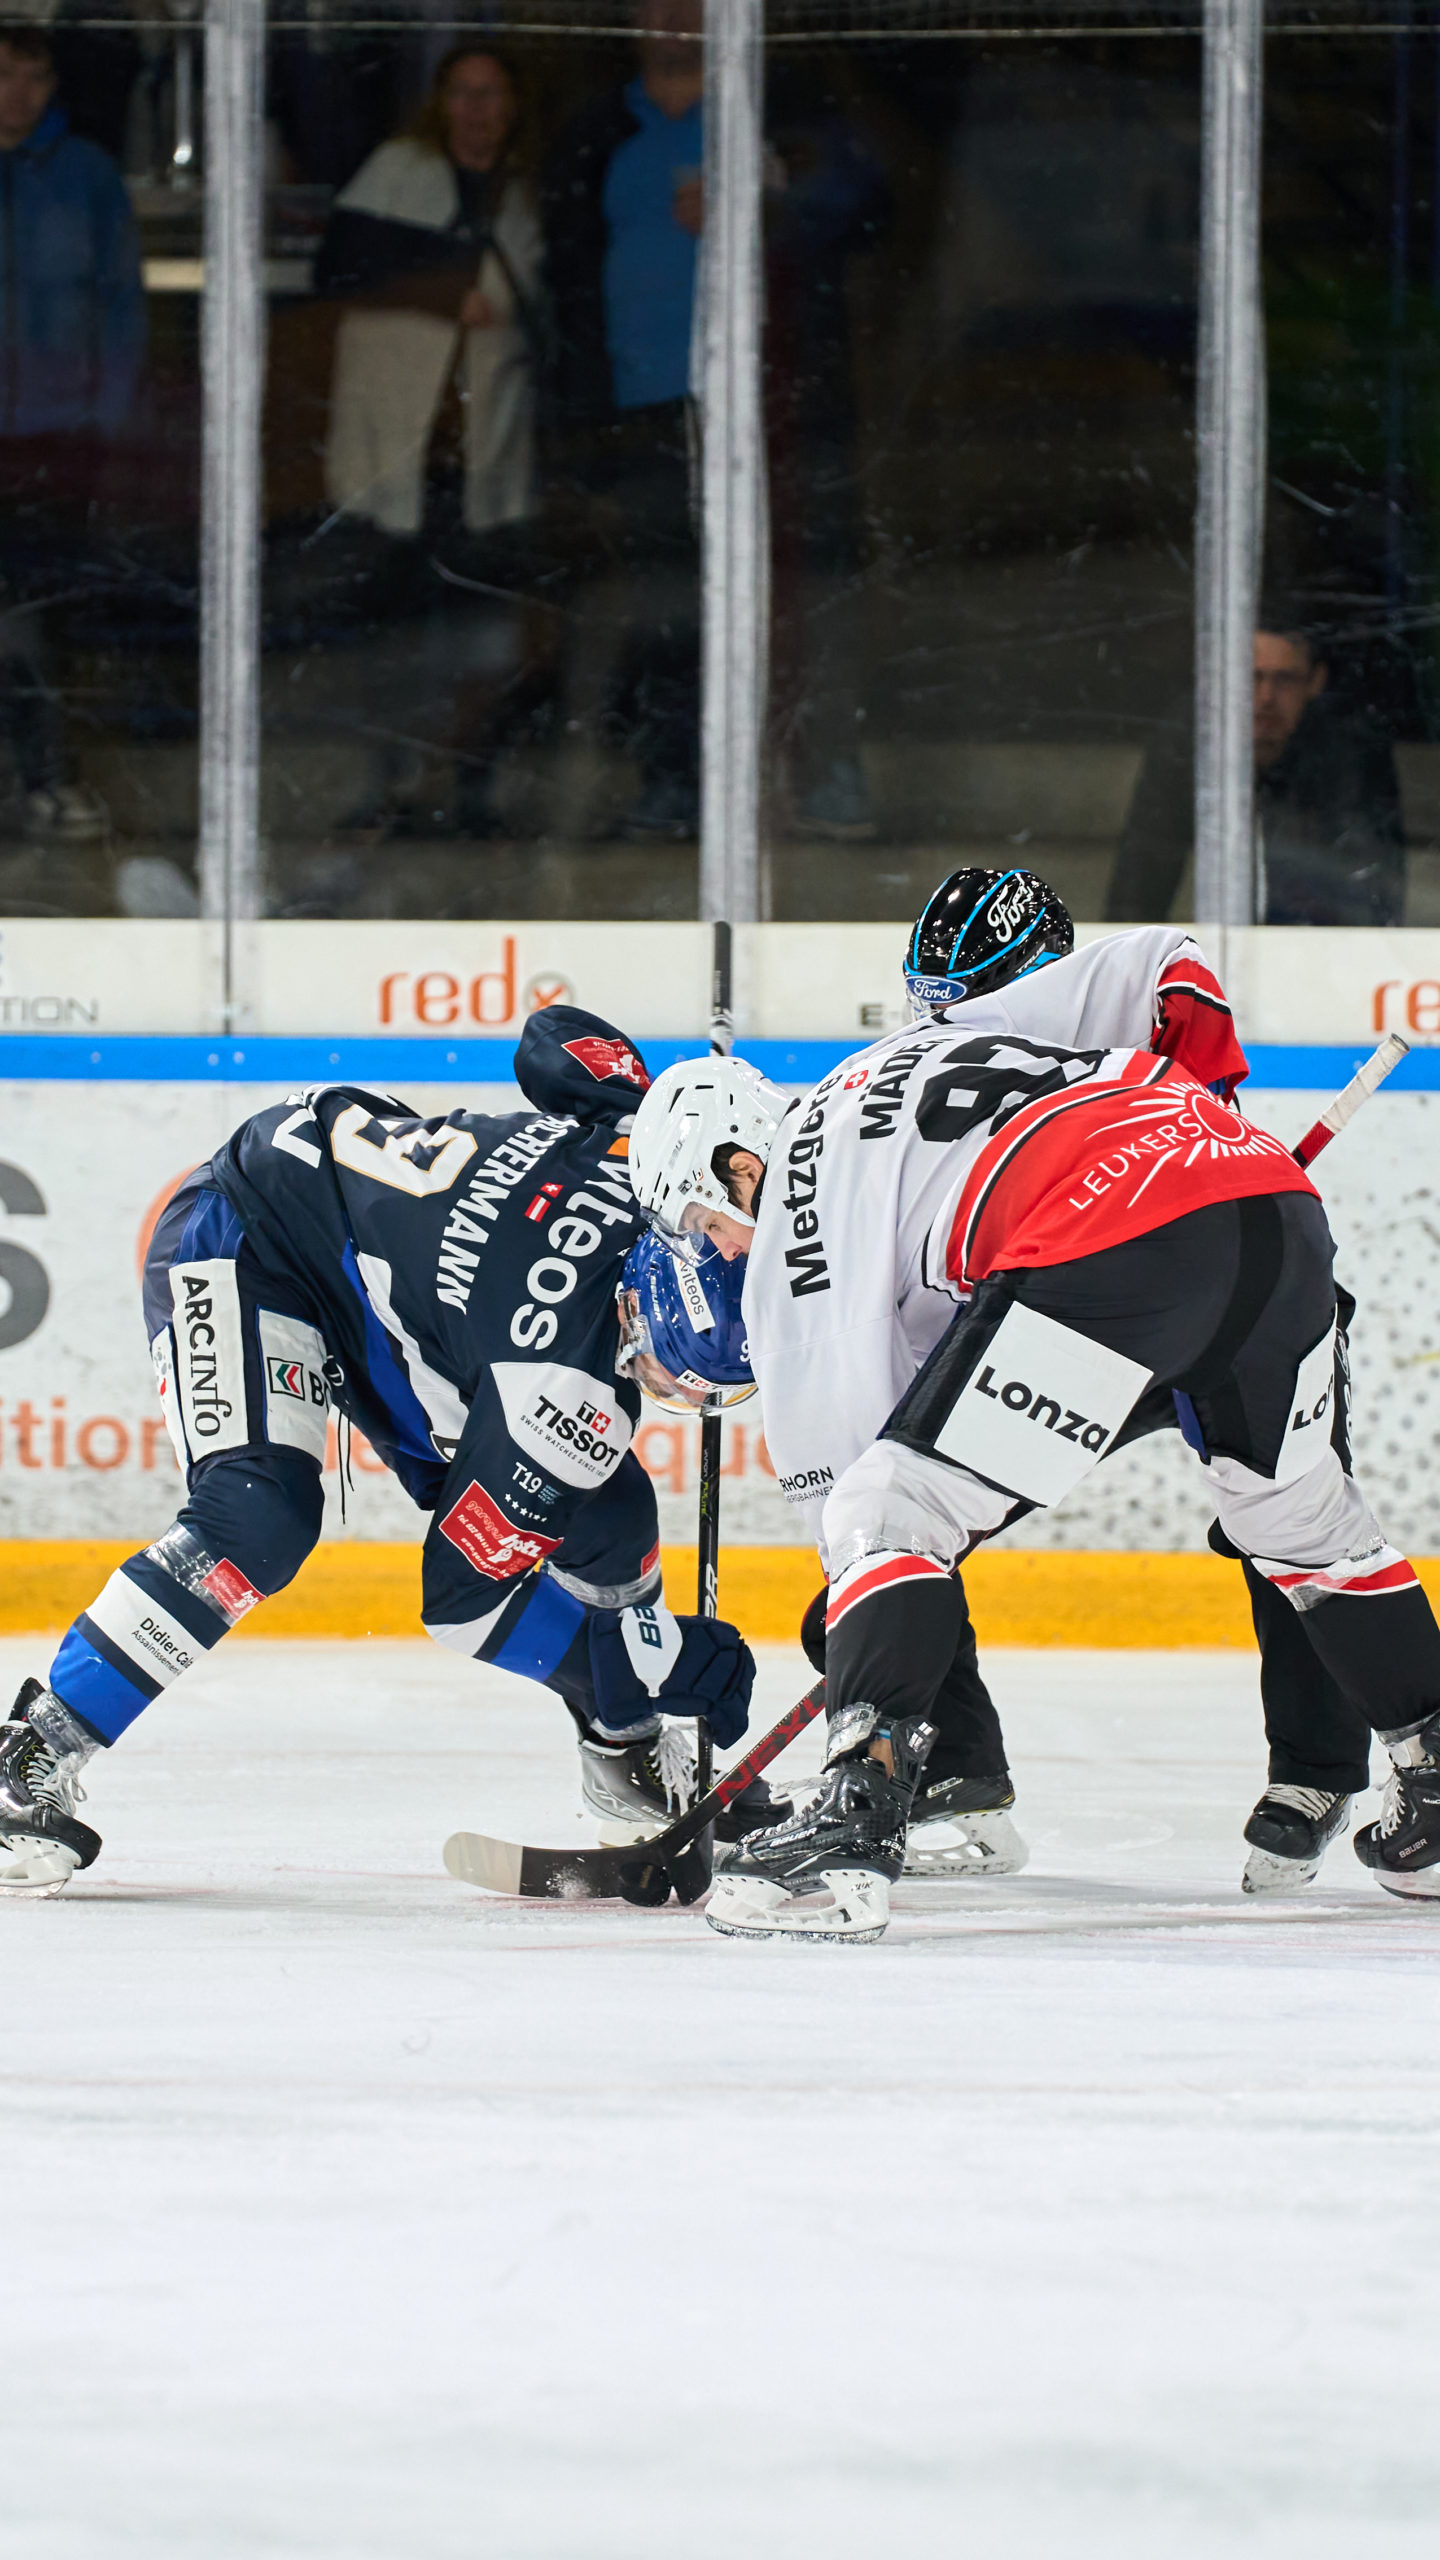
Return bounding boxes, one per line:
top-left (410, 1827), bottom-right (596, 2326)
top-left (705, 1867), bottom-right (889, 1944)
top-left (0, 1838), bottom-right (80, 1899)
top-left (1241, 1846), bottom-right (1323, 1896)
top-left (905, 1811), bottom-right (1030, 1879)
top-left (1372, 1865), bottom-right (1440, 1901)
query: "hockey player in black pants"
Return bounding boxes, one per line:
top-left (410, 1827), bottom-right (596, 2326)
top-left (852, 865), bottom-right (1375, 1891)
top-left (629, 1030), bottom-right (1440, 1940)
top-left (0, 1006), bottom-right (783, 1897)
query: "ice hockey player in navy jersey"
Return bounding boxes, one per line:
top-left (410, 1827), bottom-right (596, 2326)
top-left (0, 1006), bottom-right (781, 1896)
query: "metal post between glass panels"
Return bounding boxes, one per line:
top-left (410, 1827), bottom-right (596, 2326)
top-left (699, 0), bottom-right (767, 930)
top-left (200, 0), bottom-right (264, 1002)
top-left (1195, 0), bottom-right (1264, 933)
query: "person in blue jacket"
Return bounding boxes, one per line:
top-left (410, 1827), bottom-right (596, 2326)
top-left (0, 21), bottom-right (145, 848)
top-left (0, 1006), bottom-right (783, 1895)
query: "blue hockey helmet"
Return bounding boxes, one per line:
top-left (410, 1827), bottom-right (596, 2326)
top-left (618, 1231), bottom-right (755, 1413)
top-left (904, 866), bottom-right (1074, 1017)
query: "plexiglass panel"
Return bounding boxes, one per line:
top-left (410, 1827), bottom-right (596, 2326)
top-left (0, 11), bottom-right (202, 920)
top-left (262, 4), bottom-right (711, 920)
top-left (761, 22), bottom-right (1202, 924)
top-left (1252, 20), bottom-right (1437, 927)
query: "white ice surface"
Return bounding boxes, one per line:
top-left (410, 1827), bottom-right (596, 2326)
top-left (5, 1635), bottom-right (1440, 2559)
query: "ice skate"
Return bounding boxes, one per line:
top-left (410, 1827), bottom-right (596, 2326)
top-left (905, 1770), bottom-right (1029, 1877)
top-left (1354, 1734), bottom-right (1440, 1899)
top-left (578, 1719), bottom-right (698, 1845)
top-left (0, 1680), bottom-right (102, 1899)
top-left (1241, 1785), bottom-right (1351, 1895)
top-left (712, 1771), bottom-right (794, 1864)
top-left (705, 1706), bottom-right (933, 1943)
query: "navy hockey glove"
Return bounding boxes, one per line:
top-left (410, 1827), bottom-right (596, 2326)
top-left (589, 1602), bottom-right (755, 1750)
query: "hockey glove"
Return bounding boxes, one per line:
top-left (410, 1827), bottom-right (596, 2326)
top-left (588, 1602), bottom-right (755, 1750)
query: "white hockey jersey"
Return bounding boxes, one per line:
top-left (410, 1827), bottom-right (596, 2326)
top-left (929, 925), bottom-right (1248, 1096)
top-left (743, 931), bottom-right (1265, 1554)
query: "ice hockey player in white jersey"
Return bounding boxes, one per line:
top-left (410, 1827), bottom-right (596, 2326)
top-left (785, 866), bottom-right (1266, 1883)
top-left (879, 868), bottom-right (1372, 1892)
top-left (628, 1004), bottom-right (1440, 1941)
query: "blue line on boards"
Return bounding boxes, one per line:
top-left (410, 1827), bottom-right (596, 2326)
top-left (0, 1036), bottom-right (1438, 1089)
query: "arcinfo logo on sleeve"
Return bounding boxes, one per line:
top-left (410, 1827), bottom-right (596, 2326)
top-left (934, 1304), bottom-right (1151, 1507)
top-left (168, 1259), bottom-right (248, 1458)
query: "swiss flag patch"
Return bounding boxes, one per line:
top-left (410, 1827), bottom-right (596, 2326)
top-left (562, 1035), bottom-right (649, 1090)
top-left (439, 1481), bottom-right (562, 1581)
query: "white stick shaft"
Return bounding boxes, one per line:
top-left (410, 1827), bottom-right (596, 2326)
top-left (1293, 1033), bottom-right (1410, 1167)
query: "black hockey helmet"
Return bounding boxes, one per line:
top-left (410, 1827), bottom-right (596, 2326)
top-left (903, 867), bottom-right (1074, 1015)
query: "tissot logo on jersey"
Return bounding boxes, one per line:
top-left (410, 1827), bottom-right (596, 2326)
top-left (492, 1360), bottom-right (634, 1488)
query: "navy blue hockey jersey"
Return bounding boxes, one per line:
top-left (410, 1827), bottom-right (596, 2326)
top-left (199, 1008), bottom-right (658, 1629)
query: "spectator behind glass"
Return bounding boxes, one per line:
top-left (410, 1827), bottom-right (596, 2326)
top-left (542, 0), bottom-right (705, 841)
top-left (312, 47), bottom-right (549, 842)
top-left (1108, 613), bottom-right (1406, 925)
top-left (542, 2), bottom-right (887, 844)
top-left (0, 21), bottom-right (144, 859)
top-left (316, 46), bottom-right (543, 543)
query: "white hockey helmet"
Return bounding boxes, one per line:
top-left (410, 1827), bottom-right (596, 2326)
top-left (628, 1055), bottom-right (789, 1254)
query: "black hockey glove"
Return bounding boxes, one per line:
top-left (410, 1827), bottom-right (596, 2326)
top-left (588, 1604), bottom-right (755, 1749)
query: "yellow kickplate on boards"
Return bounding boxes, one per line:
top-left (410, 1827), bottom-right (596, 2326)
top-left (5, 1538), bottom-right (1436, 1648)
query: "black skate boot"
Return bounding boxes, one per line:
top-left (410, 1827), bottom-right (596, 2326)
top-left (578, 1718), bottom-right (698, 1844)
top-left (713, 1772), bottom-right (794, 1858)
top-left (0, 1679), bottom-right (102, 1898)
top-left (905, 1764), bottom-right (1028, 1878)
top-left (705, 1706), bottom-right (935, 1943)
top-left (1241, 1785), bottom-right (1351, 1895)
top-left (1354, 1730), bottom-right (1440, 1899)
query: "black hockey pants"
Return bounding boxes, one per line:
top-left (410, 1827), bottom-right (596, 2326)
top-left (822, 1194), bottom-right (1440, 1760)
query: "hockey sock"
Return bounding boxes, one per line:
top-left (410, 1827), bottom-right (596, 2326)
top-left (47, 1523), bottom-right (264, 1744)
top-left (823, 1553), bottom-right (971, 1727)
top-left (1252, 1549), bottom-right (1440, 1747)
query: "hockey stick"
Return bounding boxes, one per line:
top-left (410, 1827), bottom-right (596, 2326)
top-left (1292, 1031), bottom-right (1410, 1168)
top-left (442, 1680), bottom-right (826, 1903)
top-left (441, 922), bottom-right (813, 1907)
top-left (687, 921), bottom-right (734, 1878)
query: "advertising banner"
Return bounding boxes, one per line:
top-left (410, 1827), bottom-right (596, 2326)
top-left (0, 1078), bottom-right (1436, 1557)
top-left (10, 918), bottom-right (1440, 1048)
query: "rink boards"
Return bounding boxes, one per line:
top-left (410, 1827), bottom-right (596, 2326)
top-left (0, 1026), bottom-right (1437, 1596)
